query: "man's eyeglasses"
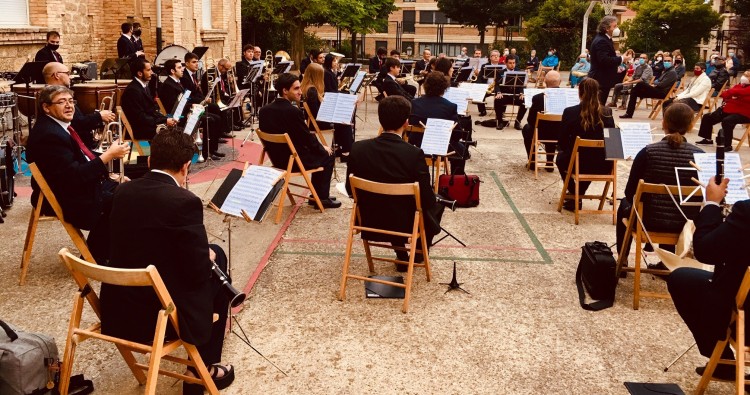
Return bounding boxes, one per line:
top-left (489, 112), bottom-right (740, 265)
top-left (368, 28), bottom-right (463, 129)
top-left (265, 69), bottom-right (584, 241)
top-left (56, 71), bottom-right (71, 76)
top-left (50, 99), bottom-right (77, 106)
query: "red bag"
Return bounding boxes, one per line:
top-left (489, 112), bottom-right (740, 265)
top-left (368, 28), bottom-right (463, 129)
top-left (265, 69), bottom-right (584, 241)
top-left (438, 174), bottom-right (480, 208)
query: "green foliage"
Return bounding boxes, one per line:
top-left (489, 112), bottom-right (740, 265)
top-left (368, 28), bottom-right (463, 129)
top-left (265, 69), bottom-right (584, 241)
top-left (525, 0), bottom-right (603, 65)
top-left (329, 0), bottom-right (395, 34)
top-left (620, 0), bottom-right (722, 56)
top-left (728, 0), bottom-right (750, 17)
top-left (437, 0), bottom-right (540, 44)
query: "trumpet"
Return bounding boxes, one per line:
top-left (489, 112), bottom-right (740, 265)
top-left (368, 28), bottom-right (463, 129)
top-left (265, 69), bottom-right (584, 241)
top-left (102, 119), bottom-right (125, 182)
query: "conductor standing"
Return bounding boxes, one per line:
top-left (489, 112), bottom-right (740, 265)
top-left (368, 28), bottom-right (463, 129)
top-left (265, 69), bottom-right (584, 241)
top-left (589, 16), bottom-right (631, 104)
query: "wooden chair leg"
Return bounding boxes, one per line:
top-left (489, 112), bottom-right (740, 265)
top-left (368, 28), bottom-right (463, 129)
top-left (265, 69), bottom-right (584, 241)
top-left (114, 344), bottom-right (148, 385)
top-left (574, 176), bottom-right (580, 225)
top-left (419, 223), bottom-right (431, 282)
top-left (557, 168), bottom-right (573, 212)
top-left (302, 170), bottom-right (325, 213)
top-left (183, 343), bottom-right (219, 395)
top-left (59, 293), bottom-right (85, 395)
top-left (695, 335), bottom-right (730, 394)
top-left (401, 231), bottom-right (419, 314)
top-left (363, 240), bottom-right (374, 272)
top-left (598, 181), bottom-right (610, 211)
top-left (339, 213), bottom-right (357, 302)
top-left (737, 310), bottom-right (745, 394)
top-left (19, 201), bottom-right (43, 285)
top-left (633, 230), bottom-right (642, 310)
top-left (144, 311), bottom-right (169, 394)
top-left (274, 175), bottom-right (291, 224)
top-left (611, 174), bottom-right (618, 225)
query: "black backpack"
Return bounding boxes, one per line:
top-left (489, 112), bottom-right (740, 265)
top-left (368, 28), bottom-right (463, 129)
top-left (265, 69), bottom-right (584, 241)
top-left (575, 241), bottom-right (617, 311)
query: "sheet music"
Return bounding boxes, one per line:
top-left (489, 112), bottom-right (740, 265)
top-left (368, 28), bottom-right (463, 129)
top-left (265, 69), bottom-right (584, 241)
top-left (544, 88), bottom-right (578, 115)
top-left (693, 153), bottom-right (749, 204)
top-left (468, 57), bottom-right (488, 70)
top-left (228, 89), bottom-right (249, 108)
top-left (502, 71), bottom-right (527, 86)
top-left (618, 122), bottom-right (652, 159)
top-left (220, 166), bottom-right (285, 219)
top-left (421, 118), bottom-right (453, 156)
top-left (523, 88), bottom-right (543, 108)
top-left (173, 90), bottom-right (191, 118)
top-left (458, 82), bottom-right (489, 102)
top-left (443, 88), bottom-right (470, 115)
top-left (349, 71), bottom-right (367, 95)
top-left (564, 89), bottom-right (580, 107)
top-left (183, 106), bottom-right (204, 135)
top-left (317, 93), bottom-right (358, 125)
top-left (251, 65), bottom-right (264, 83)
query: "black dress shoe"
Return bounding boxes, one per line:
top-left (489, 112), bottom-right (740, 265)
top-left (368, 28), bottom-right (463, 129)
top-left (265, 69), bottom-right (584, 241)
top-left (309, 195), bottom-right (336, 202)
top-left (222, 132), bottom-right (235, 138)
top-left (211, 151), bottom-right (226, 158)
top-left (696, 363), bottom-right (748, 381)
top-left (562, 199), bottom-right (582, 212)
top-left (619, 114), bottom-right (633, 119)
top-left (232, 125), bottom-right (243, 131)
top-left (478, 111), bottom-right (487, 116)
top-left (514, 120), bottom-right (522, 130)
top-left (217, 138), bottom-right (228, 144)
top-left (311, 198), bottom-right (341, 209)
top-left (210, 154), bottom-right (223, 161)
top-left (695, 138), bottom-right (714, 145)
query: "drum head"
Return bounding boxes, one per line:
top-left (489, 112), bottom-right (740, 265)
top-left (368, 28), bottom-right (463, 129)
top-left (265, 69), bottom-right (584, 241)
top-left (0, 92), bottom-right (17, 109)
top-left (154, 45), bottom-right (189, 66)
top-left (0, 141), bottom-right (15, 209)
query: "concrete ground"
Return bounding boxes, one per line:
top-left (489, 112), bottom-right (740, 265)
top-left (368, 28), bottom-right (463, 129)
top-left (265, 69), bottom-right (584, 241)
top-left (1, 74), bottom-right (748, 394)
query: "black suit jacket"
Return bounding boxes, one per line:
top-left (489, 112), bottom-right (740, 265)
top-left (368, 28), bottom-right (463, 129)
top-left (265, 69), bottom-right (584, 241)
top-left (117, 35), bottom-right (137, 59)
top-left (134, 37), bottom-right (144, 52)
top-left (34, 46), bottom-right (62, 63)
top-left (235, 59), bottom-right (254, 90)
top-left (345, 133), bottom-right (440, 241)
top-left (258, 98), bottom-right (328, 169)
top-left (690, 200), bottom-right (750, 352)
top-left (72, 105), bottom-right (104, 149)
top-left (100, 171), bottom-right (214, 346)
top-left (557, 105), bottom-right (615, 174)
top-left (369, 56), bottom-right (384, 73)
top-left (589, 33), bottom-right (622, 90)
top-left (526, 92), bottom-right (558, 141)
top-left (381, 75), bottom-right (413, 101)
top-left (180, 70), bottom-right (207, 101)
top-left (26, 115), bottom-right (108, 230)
top-left (408, 95), bottom-right (459, 147)
top-left (157, 77), bottom-right (194, 119)
top-left (415, 59), bottom-right (428, 74)
top-left (300, 57), bottom-right (312, 74)
top-left (324, 69), bottom-right (338, 93)
top-left (121, 79), bottom-right (167, 140)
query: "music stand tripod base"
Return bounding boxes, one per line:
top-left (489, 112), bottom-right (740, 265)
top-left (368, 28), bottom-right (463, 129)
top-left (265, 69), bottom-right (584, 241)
top-left (440, 261), bottom-right (470, 294)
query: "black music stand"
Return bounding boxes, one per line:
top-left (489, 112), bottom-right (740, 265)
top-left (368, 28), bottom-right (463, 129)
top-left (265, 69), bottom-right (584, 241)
top-left (495, 71), bottom-right (527, 128)
top-left (14, 61), bottom-right (47, 85)
top-left (399, 61), bottom-right (415, 76)
top-left (482, 65), bottom-right (505, 81)
top-left (191, 47), bottom-right (209, 60)
top-left (454, 66), bottom-right (474, 85)
top-left (108, 58), bottom-right (131, 85)
top-left (241, 65), bottom-right (262, 139)
top-left (338, 64), bottom-right (362, 92)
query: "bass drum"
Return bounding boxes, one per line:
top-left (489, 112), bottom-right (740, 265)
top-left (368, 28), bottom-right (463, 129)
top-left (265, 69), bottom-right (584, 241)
top-left (0, 140), bottom-right (16, 209)
top-left (154, 45), bottom-right (189, 67)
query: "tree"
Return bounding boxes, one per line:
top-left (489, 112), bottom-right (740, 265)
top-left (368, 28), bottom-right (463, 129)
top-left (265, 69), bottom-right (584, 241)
top-left (620, 0), bottom-right (721, 65)
top-left (437, 0), bottom-right (539, 47)
top-left (329, 0), bottom-right (395, 63)
top-left (525, 0), bottom-right (604, 66)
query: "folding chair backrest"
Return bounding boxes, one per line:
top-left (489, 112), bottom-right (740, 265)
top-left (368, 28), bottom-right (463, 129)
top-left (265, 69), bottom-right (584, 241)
top-left (256, 129), bottom-right (297, 170)
top-left (404, 124), bottom-right (424, 142)
top-left (117, 106), bottom-right (134, 141)
top-left (736, 268), bottom-right (750, 309)
top-left (631, 181), bottom-right (703, 230)
top-left (302, 101), bottom-right (330, 146)
top-left (535, 113), bottom-right (562, 132)
top-left (349, 175), bottom-right (422, 238)
top-left (155, 98), bottom-right (167, 116)
top-left (29, 162), bottom-right (65, 221)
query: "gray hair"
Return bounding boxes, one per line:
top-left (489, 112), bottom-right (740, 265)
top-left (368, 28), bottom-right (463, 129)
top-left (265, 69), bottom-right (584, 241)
top-left (490, 50), bottom-right (500, 57)
top-left (39, 85), bottom-right (73, 105)
top-left (598, 16), bottom-right (618, 34)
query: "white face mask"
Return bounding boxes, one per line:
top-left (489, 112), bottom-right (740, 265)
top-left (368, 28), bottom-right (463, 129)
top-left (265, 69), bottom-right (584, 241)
top-left (612, 27), bottom-right (621, 37)
top-left (742, 76), bottom-right (750, 85)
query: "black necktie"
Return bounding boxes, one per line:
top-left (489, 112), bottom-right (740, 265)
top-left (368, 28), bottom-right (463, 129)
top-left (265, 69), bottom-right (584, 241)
top-left (131, 36), bottom-right (136, 44)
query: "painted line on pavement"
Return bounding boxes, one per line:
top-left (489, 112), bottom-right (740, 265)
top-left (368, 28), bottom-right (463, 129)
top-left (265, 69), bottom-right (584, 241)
top-left (279, 237), bottom-right (578, 253)
top-left (275, 250), bottom-right (548, 265)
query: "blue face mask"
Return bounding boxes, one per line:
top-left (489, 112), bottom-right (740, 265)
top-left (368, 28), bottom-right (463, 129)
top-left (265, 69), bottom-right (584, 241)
top-left (663, 61), bottom-right (672, 69)
top-left (639, 58), bottom-right (645, 65)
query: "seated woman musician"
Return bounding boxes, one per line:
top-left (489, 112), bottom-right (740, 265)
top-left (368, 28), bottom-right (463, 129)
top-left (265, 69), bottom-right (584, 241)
top-left (301, 63), bottom-right (354, 160)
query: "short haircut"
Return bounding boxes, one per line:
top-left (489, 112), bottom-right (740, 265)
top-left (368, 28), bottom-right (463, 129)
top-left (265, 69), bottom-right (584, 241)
top-left (164, 59), bottom-right (181, 74)
top-left (242, 44), bottom-right (253, 53)
top-left (390, 50), bottom-right (400, 56)
top-left (598, 16), bottom-right (617, 34)
top-left (121, 22), bottom-right (133, 34)
top-left (217, 58), bottom-right (229, 67)
top-left (490, 50), bottom-right (500, 57)
top-left (46, 31), bottom-right (60, 40)
top-left (435, 58), bottom-right (452, 74)
top-left (184, 52), bottom-right (199, 63)
top-left (149, 130), bottom-right (195, 173)
top-left (384, 57), bottom-right (400, 70)
top-left (275, 72), bottom-right (298, 92)
top-left (695, 62), bottom-right (706, 70)
top-left (378, 96), bottom-right (411, 131)
top-left (311, 49), bottom-right (321, 59)
top-left (39, 85), bottom-right (73, 105)
top-left (376, 47), bottom-right (387, 56)
top-left (423, 72), bottom-right (449, 96)
top-left (131, 58), bottom-right (150, 76)
top-left (133, 22), bottom-right (141, 29)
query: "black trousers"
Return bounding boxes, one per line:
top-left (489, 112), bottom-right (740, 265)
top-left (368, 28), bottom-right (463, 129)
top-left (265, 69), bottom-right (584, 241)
top-left (661, 97), bottom-right (701, 115)
top-left (625, 82), bottom-right (668, 116)
top-left (698, 108), bottom-right (750, 150)
top-left (615, 198), bottom-right (675, 261)
top-left (403, 84), bottom-right (417, 98)
top-left (522, 124), bottom-right (556, 166)
top-left (304, 154), bottom-right (335, 200)
top-left (494, 96), bottom-right (527, 122)
top-left (391, 204), bottom-right (446, 255)
top-left (87, 178), bottom-right (119, 264)
top-left (195, 244), bottom-right (230, 365)
top-left (598, 84), bottom-right (614, 105)
top-left (200, 111), bottom-right (223, 155)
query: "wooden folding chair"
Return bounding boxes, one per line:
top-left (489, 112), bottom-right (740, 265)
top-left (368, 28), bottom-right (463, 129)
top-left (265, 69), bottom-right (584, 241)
top-left (256, 130), bottom-right (325, 224)
top-left (647, 82), bottom-right (677, 120)
top-left (404, 125), bottom-right (451, 192)
top-left (733, 124), bottom-right (750, 151)
top-left (695, 267), bottom-right (750, 394)
top-left (692, 88), bottom-right (715, 127)
top-left (117, 106), bottom-right (146, 158)
top-left (556, 137), bottom-right (617, 225)
top-left (20, 163), bottom-right (94, 285)
top-left (302, 101), bottom-right (334, 146)
top-left (709, 80), bottom-right (729, 112)
top-left (526, 113), bottom-right (562, 179)
top-left (338, 175), bottom-right (431, 313)
top-left (155, 98), bottom-right (167, 116)
top-left (615, 181), bottom-right (702, 309)
top-left (635, 77), bottom-right (657, 111)
top-left (56, 248), bottom-right (219, 395)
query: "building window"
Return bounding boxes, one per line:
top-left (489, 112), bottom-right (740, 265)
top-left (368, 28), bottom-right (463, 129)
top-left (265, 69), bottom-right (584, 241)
top-left (202, 0), bottom-right (212, 29)
top-left (0, 0), bottom-right (30, 27)
top-left (419, 11), bottom-right (458, 25)
top-left (375, 40), bottom-right (388, 52)
top-left (402, 11), bottom-right (415, 34)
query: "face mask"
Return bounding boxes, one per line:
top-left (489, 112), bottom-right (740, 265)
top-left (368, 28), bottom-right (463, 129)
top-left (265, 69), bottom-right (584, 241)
top-left (741, 76), bottom-right (749, 85)
top-left (133, 29), bottom-right (142, 37)
top-left (663, 61), bottom-right (672, 69)
top-left (504, 51), bottom-right (509, 55)
top-left (47, 43), bottom-right (59, 51)
top-left (639, 59), bottom-right (645, 65)
top-left (612, 27), bottom-right (621, 37)
top-left (656, 56), bottom-right (663, 61)
top-left (580, 58), bottom-right (586, 62)
top-left (675, 59), bottom-right (682, 64)
top-left (729, 53), bottom-right (735, 57)
top-left (547, 51), bottom-right (552, 56)
top-left (694, 69), bottom-right (702, 76)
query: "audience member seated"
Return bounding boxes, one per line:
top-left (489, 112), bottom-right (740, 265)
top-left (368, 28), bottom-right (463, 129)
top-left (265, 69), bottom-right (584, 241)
top-left (538, 48), bottom-right (559, 75)
top-left (408, 71), bottom-right (467, 175)
top-left (258, 73), bottom-right (341, 208)
top-left (345, 96), bottom-right (444, 272)
top-left (705, 53), bottom-right (719, 76)
top-left (526, 49), bottom-right (540, 73)
top-left (728, 50), bottom-right (740, 78)
top-left (608, 53), bottom-right (653, 109)
top-left (301, 63), bottom-right (354, 159)
top-left (101, 131), bottom-right (235, 394)
top-left (673, 53), bottom-right (686, 83)
top-left (707, 56), bottom-right (730, 96)
top-left (555, 78), bottom-right (615, 211)
top-left (695, 71), bottom-right (750, 151)
top-left (667, 179), bottom-right (750, 382)
top-left (616, 103), bottom-right (704, 267)
top-left (522, 71), bottom-right (561, 170)
top-left (121, 58), bottom-right (177, 140)
top-left (661, 62), bottom-right (711, 114)
top-left (26, 85), bottom-right (130, 264)
top-left (569, 54), bottom-right (590, 88)
top-left (619, 54), bottom-right (677, 119)
top-left (651, 51), bottom-right (665, 80)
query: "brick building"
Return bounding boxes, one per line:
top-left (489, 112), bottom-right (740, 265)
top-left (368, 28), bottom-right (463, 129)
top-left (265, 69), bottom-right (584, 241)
top-left (0, 0), bottom-right (241, 73)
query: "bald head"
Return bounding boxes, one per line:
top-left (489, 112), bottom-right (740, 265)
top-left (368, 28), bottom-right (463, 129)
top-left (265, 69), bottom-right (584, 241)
top-left (544, 70), bottom-right (561, 88)
top-left (43, 62), bottom-right (70, 86)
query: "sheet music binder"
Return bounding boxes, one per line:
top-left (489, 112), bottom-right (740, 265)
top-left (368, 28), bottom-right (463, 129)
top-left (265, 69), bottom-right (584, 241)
top-left (209, 168), bottom-right (286, 222)
top-left (603, 128), bottom-right (624, 160)
top-left (341, 64), bottom-right (362, 78)
top-left (365, 276), bottom-right (405, 298)
top-left (191, 47), bottom-right (209, 60)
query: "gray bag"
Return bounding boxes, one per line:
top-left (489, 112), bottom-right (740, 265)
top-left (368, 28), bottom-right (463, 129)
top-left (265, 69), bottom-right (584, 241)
top-left (0, 320), bottom-right (59, 395)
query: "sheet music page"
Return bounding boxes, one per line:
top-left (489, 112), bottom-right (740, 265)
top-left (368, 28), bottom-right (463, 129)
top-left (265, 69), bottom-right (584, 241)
top-left (544, 88), bottom-right (567, 115)
top-left (443, 88), bottom-right (470, 115)
top-left (458, 83), bottom-right (489, 102)
top-left (564, 88), bottom-right (580, 107)
top-left (173, 90), bottom-right (191, 117)
top-left (524, 88), bottom-right (543, 108)
top-left (421, 118), bottom-right (453, 156)
top-left (349, 71), bottom-right (367, 94)
top-left (220, 166), bottom-right (285, 219)
top-left (693, 153), bottom-right (749, 204)
top-left (316, 93), bottom-right (338, 124)
top-left (618, 122), bottom-right (653, 159)
top-left (183, 107), bottom-right (203, 135)
top-left (331, 93), bottom-right (357, 124)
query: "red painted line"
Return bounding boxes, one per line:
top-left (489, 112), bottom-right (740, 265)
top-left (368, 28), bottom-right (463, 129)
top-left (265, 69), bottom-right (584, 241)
top-left (279, 238), bottom-right (579, 253)
top-left (16, 186), bottom-right (32, 198)
top-left (189, 139), bottom-right (264, 184)
top-left (231, 201), bottom-right (303, 315)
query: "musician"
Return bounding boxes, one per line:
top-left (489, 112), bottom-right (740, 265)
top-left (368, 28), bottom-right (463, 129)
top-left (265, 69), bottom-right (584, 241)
top-left (117, 23), bottom-right (143, 59)
top-left (34, 31), bottom-right (63, 63)
top-left (369, 47), bottom-right (387, 73)
top-left (493, 57), bottom-right (526, 130)
top-left (131, 22), bottom-right (144, 53)
top-left (121, 58), bottom-right (175, 140)
top-left (216, 58), bottom-right (244, 130)
top-left (476, 50), bottom-right (504, 116)
top-left (377, 57), bottom-right (415, 101)
top-left (414, 49), bottom-right (432, 79)
top-left (252, 46), bottom-right (262, 62)
top-left (301, 63), bottom-right (353, 159)
top-left (258, 73), bottom-right (341, 209)
top-left (345, 96), bottom-right (444, 271)
top-left (667, 180), bottom-right (750, 382)
top-left (408, 71), bottom-right (467, 175)
top-left (522, 70), bottom-right (561, 169)
top-left (181, 53), bottom-right (233, 141)
top-left (323, 54), bottom-right (340, 93)
top-left (235, 44), bottom-right (255, 90)
top-left (158, 59), bottom-right (224, 159)
top-left (100, 130), bottom-right (235, 395)
top-left (26, 85), bottom-right (131, 263)
top-left (43, 62), bottom-right (116, 149)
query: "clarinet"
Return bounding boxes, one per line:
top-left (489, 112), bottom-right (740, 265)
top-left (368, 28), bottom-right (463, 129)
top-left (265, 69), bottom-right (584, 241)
top-left (716, 129), bottom-right (726, 205)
